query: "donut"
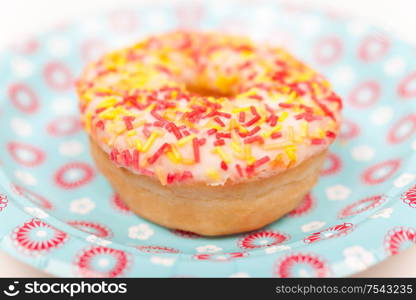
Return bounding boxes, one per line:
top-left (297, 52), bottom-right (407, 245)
top-left (77, 31), bottom-right (342, 236)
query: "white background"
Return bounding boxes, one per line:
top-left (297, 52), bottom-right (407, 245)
top-left (0, 0), bottom-right (415, 277)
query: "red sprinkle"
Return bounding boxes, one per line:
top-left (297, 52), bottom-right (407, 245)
top-left (267, 115), bottom-right (278, 127)
top-left (236, 164), bottom-right (243, 177)
top-left (326, 131), bottom-right (336, 138)
top-left (239, 111), bottom-right (246, 123)
top-left (245, 164), bottom-right (255, 176)
top-left (217, 111), bottom-right (231, 119)
top-left (95, 120), bottom-right (105, 130)
top-left (220, 161), bottom-right (228, 170)
top-left (207, 128), bottom-right (218, 135)
top-left (166, 122), bottom-right (183, 140)
top-left (151, 109), bottom-right (165, 122)
top-left (216, 132), bottom-right (231, 139)
top-left (248, 94), bottom-right (263, 101)
top-left (250, 106), bottom-right (259, 116)
top-left (132, 149), bottom-right (140, 170)
top-left (123, 116), bottom-right (135, 130)
top-left (311, 138), bottom-right (325, 145)
top-left (95, 107), bottom-right (107, 114)
top-left (110, 148), bottom-right (119, 163)
top-left (198, 138), bottom-right (206, 146)
top-left (244, 135), bottom-right (264, 144)
top-left (294, 113), bottom-right (305, 120)
top-left (143, 126), bottom-right (151, 137)
top-left (254, 156), bottom-right (270, 168)
top-left (167, 172), bottom-right (176, 184)
top-left (121, 149), bottom-right (132, 167)
top-left (153, 120), bottom-right (165, 127)
top-left (245, 114), bottom-right (261, 127)
top-left (148, 143), bottom-right (171, 164)
top-left (246, 126), bottom-right (261, 136)
top-left (192, 138), bottom-right (200, 163)
top-left (279, 103), bottom-right (294, 109)
top-left (213, 116), bottom-right (225, 127)
top-left (214, 139), bottom-right (225, 146)
top-left (271, 132), bottom-right (283, 139)
top-left (180, 171), bottom-right (193, 181)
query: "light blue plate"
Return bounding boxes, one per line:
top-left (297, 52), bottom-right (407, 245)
top-left (0, 0), bottom-right (416, 277)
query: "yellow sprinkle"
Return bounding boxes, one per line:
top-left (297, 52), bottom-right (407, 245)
top-left (99, 108), bottom-right (117, 120)
top-left (133, 119), bottom-right (146, 128)
top-left (166, 151), bottom-right (179, 164)
top-left (127, 130), bottom-right (136, 136)
top-left (237, 124), bottom-right (248, 133)
top-left (312, 83), bottom-right (321, 95)
top-left (287, 126), bottom-right (294, 142)
top-left (126, 137), bottom-right (135, 148)
top-left (322, 80), bottom-right (331, 88)
top-left (177, 107), bottom-right (192, 113)
top-left (142, 132), bottom-right (161, 152)
top-left (314, 128), bottom-right (325, 139)
top-left (95, 87), bottom-right (113, 94)
top-left (229, 119), bottom-right (239, 130)
top-left (82, 93), bottom-right (93, 103)
top-left (287, 91), bottom-right (297, 103)
top-left (155, 167), bottom-right (167, 186)
top-left (97, 97), bottom-right (117, 109)
top-left (85, 112), bottom-right (92, 133)
top-left (171, 145), bottom-right (182, 162)
top-left (300, 122), bottom-right (309, 138)
top-left (244, 145), bottom-right (256, 164)
top-left (113, 123), bottom-right (126, 134)
top-left (163, 111), bottom-right (174, 121)
top-left (182, 158), bottom-right (195, 165)
top-left (271, 153), bottom-right (284, 167)
top-left (136, 140), bottom-right (143, 151)
top-left (262, 125), bottom-right (282, 138)
top-left (279, 111), bottom-right (289, 122)
top-left (285, 146), bottom-right (297, 162)
top-left (144, 103), bottom-right (156, 112)
top-left (232, 107), bottom-right (250, 113)
top-left (231, 141), bottom-right (242, 153)
top-left (214, 147), bottom-right (231, 163)
top-left (231, 128), bottom-right (240, 142)
top-left (206, 168), bottom-right (220, 181)
top-left (177, 134), bottom-right (196, 147)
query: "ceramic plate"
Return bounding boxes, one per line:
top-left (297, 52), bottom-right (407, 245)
top-left (0, 0), bottom-right (416, 277)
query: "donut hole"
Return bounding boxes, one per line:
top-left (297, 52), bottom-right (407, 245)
top-left (185, 84), bottom-right (234, 98)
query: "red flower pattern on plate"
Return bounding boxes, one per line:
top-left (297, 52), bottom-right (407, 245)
top-left (238, 230), bottom-right (290, 249)
top-left (401, 185), bottom-right (416, 208)
top-left (7, 142), bottom-right (45, 167)
top-left (384, 227), bottom-right (416, 255)
top-left (274, 253), bottom-right (330, 278)
top-left (304, 223), bottom-right (354, 244)
top-left (12, 219), bottom-right (68, 253)
top-left (0, 194), bottom-right (8, 212)
top-left (54, 162), bottom-right (95, 189)
top-left (193, 252), bottom-right (248, 262)
top-left (338, 195), bottom-right (386, 218)
top-left (67, 221), bottom-right (112, 238)
top-left (136, 246), bottom-right (180, 254)
top-left (289, 193), bottom-right (315, 217)
top-left (75, 246), bottom-right (129, 277)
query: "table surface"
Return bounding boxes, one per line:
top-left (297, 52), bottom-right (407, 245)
top-left (1, 0), bottom-right (416, 277)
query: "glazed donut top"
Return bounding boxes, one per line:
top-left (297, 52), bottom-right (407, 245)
top-left (77, 31), bottom-right (342, 186)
